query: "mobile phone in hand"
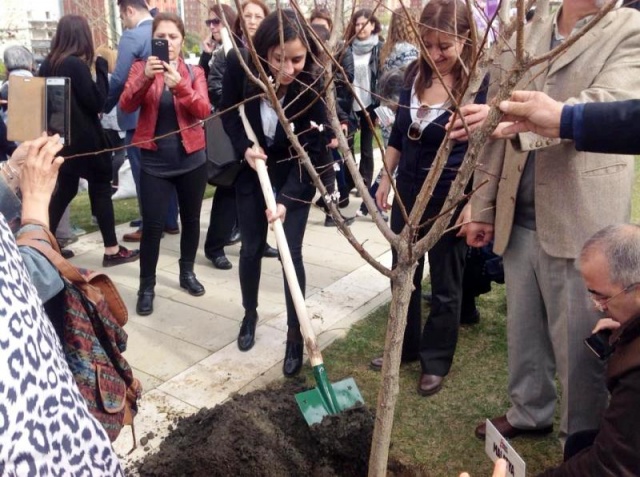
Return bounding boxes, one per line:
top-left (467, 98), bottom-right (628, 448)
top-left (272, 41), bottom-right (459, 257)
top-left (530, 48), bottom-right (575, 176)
top-left (151, 38), bottom-right (169, 64)
top-left (45, 77), bottom-right (71, 145)
top-left (584, 328), bottom-right (613, 360)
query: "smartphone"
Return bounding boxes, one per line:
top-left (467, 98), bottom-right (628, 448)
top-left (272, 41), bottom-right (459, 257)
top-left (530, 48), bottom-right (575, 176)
top-left (151, 38), bottom-right (169, 64)
top-left (45, 77), bottom-right (71, 145)
top-left (584, 329), bottom-right (613, 360)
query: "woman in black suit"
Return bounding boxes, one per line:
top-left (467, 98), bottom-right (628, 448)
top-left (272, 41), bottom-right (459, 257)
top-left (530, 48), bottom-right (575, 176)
top-left (220, 10), bottom-right (330, 377)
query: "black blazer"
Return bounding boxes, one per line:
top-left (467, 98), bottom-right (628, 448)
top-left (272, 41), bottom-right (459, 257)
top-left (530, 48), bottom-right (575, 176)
top-left (220, 49), bottom-right (329, 210)
top-left (570, 100), bottom-right (640, 155)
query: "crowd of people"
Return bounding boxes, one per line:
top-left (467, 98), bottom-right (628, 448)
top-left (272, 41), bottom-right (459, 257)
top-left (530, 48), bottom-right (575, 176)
top-left (1, 0), bottom-right (640, 475)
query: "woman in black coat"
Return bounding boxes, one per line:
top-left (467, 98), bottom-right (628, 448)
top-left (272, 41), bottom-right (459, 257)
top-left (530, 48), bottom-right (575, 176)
top-left (39, 15), bottom-right (139, 267)
top-left (220, 10), bottom-right (330, 377)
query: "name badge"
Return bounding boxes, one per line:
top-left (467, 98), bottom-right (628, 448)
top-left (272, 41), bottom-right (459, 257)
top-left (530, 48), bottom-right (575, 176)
top-left (484, 419), bottom-right (526, 477)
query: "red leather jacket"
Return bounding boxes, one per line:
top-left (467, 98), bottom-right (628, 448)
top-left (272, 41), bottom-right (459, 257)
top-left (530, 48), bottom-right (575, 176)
top-left (119, 58), bottom-right (210, 154)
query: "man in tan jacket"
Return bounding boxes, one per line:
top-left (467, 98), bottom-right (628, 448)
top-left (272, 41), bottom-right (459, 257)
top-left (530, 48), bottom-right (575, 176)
top-left (466, 1), bottom-right (640, 442)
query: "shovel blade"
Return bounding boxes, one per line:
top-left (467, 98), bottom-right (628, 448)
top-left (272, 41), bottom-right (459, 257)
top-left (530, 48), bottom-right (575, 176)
top-left (295, 377), bottom-right (364, 426)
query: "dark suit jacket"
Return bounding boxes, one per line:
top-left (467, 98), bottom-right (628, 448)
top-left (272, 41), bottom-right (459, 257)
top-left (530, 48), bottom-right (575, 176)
top-left (565, 100), bottom-right (640, 155)
top-left (219, 49), bottom-right (329, 210)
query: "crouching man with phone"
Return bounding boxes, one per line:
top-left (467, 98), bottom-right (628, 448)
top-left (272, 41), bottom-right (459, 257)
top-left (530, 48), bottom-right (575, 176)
top-left (536, 223), bottom-right (640, 476)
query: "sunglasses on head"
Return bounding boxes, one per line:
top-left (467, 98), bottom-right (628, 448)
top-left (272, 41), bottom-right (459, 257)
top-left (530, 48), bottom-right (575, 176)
top-left (407, 104), bottom-right (430, 141)
top-left (205, 18), bottom-right (221, 26)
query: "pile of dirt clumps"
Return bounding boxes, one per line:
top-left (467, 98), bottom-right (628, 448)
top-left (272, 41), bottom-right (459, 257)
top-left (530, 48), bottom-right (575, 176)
top-left (134, 378), bottom-right (374, 476)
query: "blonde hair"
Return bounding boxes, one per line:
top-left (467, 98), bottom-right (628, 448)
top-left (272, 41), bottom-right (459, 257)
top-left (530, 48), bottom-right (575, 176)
top-left (95, 45), bottom-right (117, 73)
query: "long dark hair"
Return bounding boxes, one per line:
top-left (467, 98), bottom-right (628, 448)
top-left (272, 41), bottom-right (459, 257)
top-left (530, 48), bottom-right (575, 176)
top-left (405, 0), bottom-right (473, 99)
top-left (250, 10), bottom-right (320, 91)
top-left (47, 15), bottom-right (95, 73)
top-left (343, 8), bottom-right (382, 43)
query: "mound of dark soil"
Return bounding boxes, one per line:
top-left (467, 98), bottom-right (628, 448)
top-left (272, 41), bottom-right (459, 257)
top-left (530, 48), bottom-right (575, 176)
top-left (135, 379), bottom-right (375, 476)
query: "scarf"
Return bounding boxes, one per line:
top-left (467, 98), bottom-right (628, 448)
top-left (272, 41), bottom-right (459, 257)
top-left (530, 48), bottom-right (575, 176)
top-left (351, 34), bottom-right (379, 56)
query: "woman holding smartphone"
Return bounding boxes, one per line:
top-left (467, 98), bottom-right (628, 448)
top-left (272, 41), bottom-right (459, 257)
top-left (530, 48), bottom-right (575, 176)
top-left (120, 12), bottom-right (210, 316)
top-left (372, 0), bottom-right (487, 396)
top-left (39, 15), bottom-right (139, 267)
top-left (220, 10), bottom-right (328, 377)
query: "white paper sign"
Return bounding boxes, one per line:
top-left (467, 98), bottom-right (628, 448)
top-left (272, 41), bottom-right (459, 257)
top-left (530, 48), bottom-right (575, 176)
top-left (484, 419), bottom-right (526, 477)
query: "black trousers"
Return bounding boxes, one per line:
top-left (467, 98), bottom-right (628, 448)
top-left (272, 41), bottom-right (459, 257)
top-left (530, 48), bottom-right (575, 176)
top-left (139, 163), bottom-right (207, 280)
top-left (346, 106), bottom-right (376, 189)
top-left (204, 185), bottom-right (237, 258)
top-left (49, 154), bottom-right (118, 248)
top-left (236, 170), bottom-right (313, 327)
top-left (390, 180), bottom-right (467, 376)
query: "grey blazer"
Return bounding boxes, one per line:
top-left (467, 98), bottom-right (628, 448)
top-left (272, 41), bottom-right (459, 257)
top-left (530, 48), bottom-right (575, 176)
top-left (471, 8), bottom-right (640, 258)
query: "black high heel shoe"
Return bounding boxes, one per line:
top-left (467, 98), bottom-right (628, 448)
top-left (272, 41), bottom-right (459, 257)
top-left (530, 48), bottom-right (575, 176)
top-left (237, 312), bottom-right (258, 351)
top-left (283, 341), bottom-right (304, 377)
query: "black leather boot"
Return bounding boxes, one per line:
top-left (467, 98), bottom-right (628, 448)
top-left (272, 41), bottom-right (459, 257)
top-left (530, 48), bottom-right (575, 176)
top-left (283, 327), bottom-right (304, 377)
top-left (179, 260), bottom-right (205, 296)
top-left (237, 311), bottom-right (258, 351)
top-left (136, 276), bottom-right (156, 316)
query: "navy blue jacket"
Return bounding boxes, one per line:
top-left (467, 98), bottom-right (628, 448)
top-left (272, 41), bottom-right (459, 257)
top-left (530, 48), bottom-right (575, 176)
top-left (561, 100), bottom-right (640, 155)
top-left (388, 77), bottom-right (488, 200)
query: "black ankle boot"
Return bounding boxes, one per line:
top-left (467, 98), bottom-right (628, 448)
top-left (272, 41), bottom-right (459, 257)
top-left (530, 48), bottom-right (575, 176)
top-left (237, 311), bottom-right (258, 351)
top-left (179, 260), bottom-right (205, 296)
top-left (283, 327), bottom-right (304, 377)
top-left (283, 342), bottom-right (304, 377)
top-left (136, 276), bottom-right (156, 316)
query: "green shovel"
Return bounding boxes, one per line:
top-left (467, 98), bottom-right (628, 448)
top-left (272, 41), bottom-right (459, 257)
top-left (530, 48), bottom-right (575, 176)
top-left (253, 158), bottom-right (364, 425)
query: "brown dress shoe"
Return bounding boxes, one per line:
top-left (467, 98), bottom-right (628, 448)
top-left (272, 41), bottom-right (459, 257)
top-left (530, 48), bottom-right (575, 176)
top-left (123, 229), bottom-right (142, 242)
top-left (417, 374), bottom-right (444, 396)
top-left (475, 415), bottom-right (553, 440)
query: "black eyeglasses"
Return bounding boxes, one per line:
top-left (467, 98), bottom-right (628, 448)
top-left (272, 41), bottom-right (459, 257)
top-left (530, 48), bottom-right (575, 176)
top-left (205, 18), bottom-right (221, 27)
top-left (407, 104), bottom-right (430, 141)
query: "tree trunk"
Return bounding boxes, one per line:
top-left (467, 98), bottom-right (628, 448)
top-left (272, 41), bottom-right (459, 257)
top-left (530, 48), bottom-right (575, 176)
top-left (368, 250), bottom-right (418, 477)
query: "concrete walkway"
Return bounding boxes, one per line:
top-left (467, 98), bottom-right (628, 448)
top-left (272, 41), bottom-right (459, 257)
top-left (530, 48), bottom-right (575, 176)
top-left (68, 193), bottom-right (393, 465)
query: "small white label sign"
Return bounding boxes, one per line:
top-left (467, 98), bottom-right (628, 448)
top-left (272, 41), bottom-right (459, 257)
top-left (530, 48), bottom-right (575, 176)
top-left (484, 419), bottom-right (526, 477)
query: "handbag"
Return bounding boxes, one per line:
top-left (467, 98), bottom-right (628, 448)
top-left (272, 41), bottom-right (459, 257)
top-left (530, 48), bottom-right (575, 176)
top-left (206, 114), bottom-right (242, 187)
top-left (17, 227), bottom-right (142, 443)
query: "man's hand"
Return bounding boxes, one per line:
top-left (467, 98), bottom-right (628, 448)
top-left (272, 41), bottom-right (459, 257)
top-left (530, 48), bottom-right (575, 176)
top-left (592, 318), bottom-right (621, 334)
top-left (499, 91), bottom-right (564, 138)
top-left (455, 203), bottom-right (472, 237)
top-left (465, 221), bottom-right (494, 248)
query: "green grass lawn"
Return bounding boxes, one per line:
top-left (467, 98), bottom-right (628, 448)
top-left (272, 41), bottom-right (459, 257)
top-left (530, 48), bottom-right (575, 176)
top-left (66, 157), bottom-right (640, 474)
top-left (69, 185), bottom-right (216, 235)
